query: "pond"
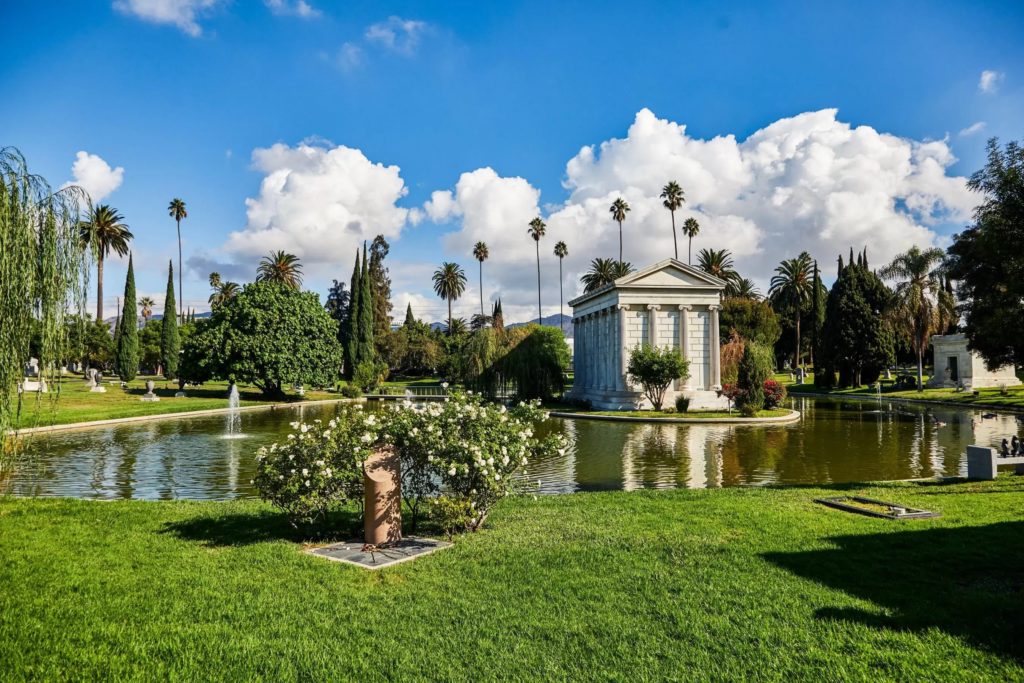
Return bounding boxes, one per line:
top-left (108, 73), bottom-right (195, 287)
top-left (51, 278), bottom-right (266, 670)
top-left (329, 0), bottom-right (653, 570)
top-left (2, 397), bottom-right (1021, 500)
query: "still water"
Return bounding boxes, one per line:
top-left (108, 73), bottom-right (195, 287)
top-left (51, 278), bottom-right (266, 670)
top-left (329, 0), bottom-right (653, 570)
top-left (3, 397), bottom-right (1021, 500)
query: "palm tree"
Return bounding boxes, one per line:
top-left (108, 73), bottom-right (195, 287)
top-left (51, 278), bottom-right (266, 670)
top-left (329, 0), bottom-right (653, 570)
top-left (139, 296), bottom-right (155, 323)
top-left (879, 246), bottom-right (951, 391)
top-left (256, 250), bottom-right (303, 289)
top-left (473, 241), bottom-right (489, 317)
top-left (528, 217), bottom-right (546, 323)
top-left (446, 317), bottom-right (468, 337)
top-left (682, 217), bottom-right (700, 265)
top-left (609, 198), bottom-right (630, 263)
top-left (78, 204), bottom-right (133, 321)
top-left (209, 280), bottom-right (240, 308)
top-left (581, 258), bottom-right (635, 293)
top-left (432, 262), bottom-right (467, 334)
top-left (208, 272), bottom-right (221, 289)
top-left (729, 278), bottom-right (760, 300)
top-left (660, 181), bottom-right (685, 260)
top-left (768, 252), bottom-right (814, 371)
top-left (697, 248), bottom-right (739, 283)
top-left (167, 198), bottom-right (187, 322)
top-left (554, 240), bottom-right (568, 323)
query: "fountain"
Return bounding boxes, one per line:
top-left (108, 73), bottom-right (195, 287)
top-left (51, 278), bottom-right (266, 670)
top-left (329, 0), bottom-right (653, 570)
top-left (224, 383), bottom-right (243, 439)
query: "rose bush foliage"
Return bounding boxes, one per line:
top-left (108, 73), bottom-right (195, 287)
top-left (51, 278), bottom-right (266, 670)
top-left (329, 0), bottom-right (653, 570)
top-left (254, 392), bottom-right (567, 533)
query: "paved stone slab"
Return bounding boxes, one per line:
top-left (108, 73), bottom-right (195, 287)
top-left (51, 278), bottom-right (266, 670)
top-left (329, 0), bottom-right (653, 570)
top-left (308, 537), bottom-right (451, 570)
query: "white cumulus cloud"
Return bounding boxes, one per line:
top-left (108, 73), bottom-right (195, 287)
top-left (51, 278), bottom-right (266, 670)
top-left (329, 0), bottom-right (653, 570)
top-left (265, 0), bottom-right (320, 19)
top-left (365, 16), bottom-right (428, 55)
top-left (63, 151), bottom-right (124, 203)
top-left (112, 0), bottom-right (222, 37)
top-left (225, 142), bottom-right (412, 269)
top-left (429, 108), bottom-right (978, 318)
top-left (978, 69), bottom-right (1004, 94)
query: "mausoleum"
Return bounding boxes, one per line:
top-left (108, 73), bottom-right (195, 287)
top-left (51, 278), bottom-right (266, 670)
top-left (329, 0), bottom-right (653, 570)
top-left (927, 333), bottom-right (1021, 389)
top-left (567, 259), bottom-right (728, 410)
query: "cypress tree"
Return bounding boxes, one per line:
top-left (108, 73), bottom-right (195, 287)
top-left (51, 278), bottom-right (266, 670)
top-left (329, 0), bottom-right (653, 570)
top-left (404, 302), bottom-right (415, 327)
top-left (115, 254), bottom-right (139, 381)
top-left (356, 241), bottom-right (375, 365)
top-left (161, 261), bottom-right (180, 379)
top-left (342, 250), bottom-right (360, 378)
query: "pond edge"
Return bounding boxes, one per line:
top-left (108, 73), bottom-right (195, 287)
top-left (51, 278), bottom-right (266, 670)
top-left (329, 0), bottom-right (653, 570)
top-left (548, 409), bottom-right (802, 425)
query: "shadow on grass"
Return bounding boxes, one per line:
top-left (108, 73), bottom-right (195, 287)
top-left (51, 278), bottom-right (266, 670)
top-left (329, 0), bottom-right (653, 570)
top-left (161, 509), bottom-right (363, 547)
top-left (764, 522), bottom-right (1024, 662)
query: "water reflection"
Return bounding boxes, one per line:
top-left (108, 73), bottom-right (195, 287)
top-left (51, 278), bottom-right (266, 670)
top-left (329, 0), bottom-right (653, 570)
top-left (4, 397), bottom-right (1023, 500)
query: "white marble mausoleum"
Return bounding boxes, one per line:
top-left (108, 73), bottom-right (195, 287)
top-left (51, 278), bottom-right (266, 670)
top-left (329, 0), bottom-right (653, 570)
top-left (567, 259), bottom-right (728, 410)
top-left (926, 333), bottom-right (1021, 389)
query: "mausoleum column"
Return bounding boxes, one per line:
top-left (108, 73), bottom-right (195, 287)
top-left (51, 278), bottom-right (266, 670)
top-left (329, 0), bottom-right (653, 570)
top-left (709, 304), bottom-right (722, 390)
top-left (647, 304), bottom-right (660, 347)
top-left (678, 304), bottom-right (692, 390)
top-left (617, 304), bottom-right (629, 391)
top-left (601, 309), bottom-right (612, 390)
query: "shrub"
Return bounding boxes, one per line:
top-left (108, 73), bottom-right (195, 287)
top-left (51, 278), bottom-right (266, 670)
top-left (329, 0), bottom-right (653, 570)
top-left (675, 395), bottom-right (691, 412)
top-left (763, 379), bottom-right (786, 409)
top-left (719, 331), bottom-right (745, 386)
top-left (353, 360), bottom-right (387, 392)
top-left (428, 495), bottom-right (475, 540)
top-left (736, 343), bottom-right (774, 416)
top-left (719, 383), bottom-right (743, 411)
top-left (627, 345), bottom-right (689, 411)
top-left (340, 384), bottom-right (362, 398)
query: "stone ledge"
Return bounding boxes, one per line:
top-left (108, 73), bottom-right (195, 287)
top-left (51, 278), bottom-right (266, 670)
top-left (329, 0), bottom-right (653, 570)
top-left (549, 409), bottom-right (801, 425)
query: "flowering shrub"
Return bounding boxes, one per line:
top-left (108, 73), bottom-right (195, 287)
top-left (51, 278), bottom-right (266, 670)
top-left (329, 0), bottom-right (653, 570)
top-left (718, 383), bottom-right (744, 412)
top-left (763, 379), bottom-right (787, 409)
top-left (254, 392), bottom-right (568, 534)
top-left (252, 404), bottom-right (378, 525)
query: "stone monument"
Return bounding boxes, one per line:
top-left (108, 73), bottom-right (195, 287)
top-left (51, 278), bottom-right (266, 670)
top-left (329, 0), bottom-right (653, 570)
top-left (363, 447), bottom-right (401, 546)
top-left (141, 379), bottom-right (160, 402)
top-left (89, 370), bottom-right (107, 393)
top-left (927, 334), bottom-right (1021, 389)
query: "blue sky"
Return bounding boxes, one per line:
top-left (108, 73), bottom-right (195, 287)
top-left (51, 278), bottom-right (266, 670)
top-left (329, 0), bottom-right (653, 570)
top-left (2, 0), bottom-right (1022, 323)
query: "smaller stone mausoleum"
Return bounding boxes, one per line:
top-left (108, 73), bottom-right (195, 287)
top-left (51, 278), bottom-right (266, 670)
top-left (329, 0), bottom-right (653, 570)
top-left (566, 259), bottom-right (728, 410)
top-left (927, 333), bottom-right (1021, 389)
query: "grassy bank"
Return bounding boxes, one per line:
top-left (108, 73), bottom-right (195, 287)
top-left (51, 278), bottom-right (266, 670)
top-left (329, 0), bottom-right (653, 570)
top-left (2, 479), bottom-right (1023, 680)
top-left (777, 372), bottom-right (1024, 410)
top-left (10, 377), bottom-right (336, 429)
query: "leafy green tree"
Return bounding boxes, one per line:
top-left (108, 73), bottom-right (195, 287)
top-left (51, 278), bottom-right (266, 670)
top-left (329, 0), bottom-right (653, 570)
top-left (115, 254), bottom-right (139, 381)
top-left (736, 342), bottom-right (773, 416)
top-left (660, 181), bottom-right (684, 260)
top-left (66, 315), bottom-right (115, 373)
top-left (627, 344), bottom-right (689, 411)
top-left (682, 217), bottom-right (700, 265)
top-left (946, 138), bottom-right (1024, 371)
top-left (161, 261), bottom-right (180, 380)
top-left (341, 250), bottom-right (361, 378)
top-left (208, 271), bottom-right (240, 309)
top-left (473, 241), bottom-right (489, 317)
top-left (256, 250), bottom-right (303, 289)
top-left (499, 325), bottom-right (571, 400)
top-left (432, 261), bottom-right (467, 334)
top-left (167, 198), bottom-right (187, 322)
top-left (356, 242), bottom-right (375, 367)
top-left (180, 281), bottom-right (342, 397)
top-left (768, 252), bottom-right (814, 370)
top-left (528, 217), bottom-right (546, 322)
top-left (404, 302), bottom-right (415, 327)
top-left (581, 258), bottom-right (634, 293)
top-left (719, 297), bottom-right (781, 347)
top-left (79, 204), bottom-right (133, 322)
top-left (879, 246), bottom-right (953, 390)
top-left (139, 319), bottom-right (163, 374)
top-left (609, 198), bottom-right (630, 263)
top-left (369, 235), bottom-right (393, 345)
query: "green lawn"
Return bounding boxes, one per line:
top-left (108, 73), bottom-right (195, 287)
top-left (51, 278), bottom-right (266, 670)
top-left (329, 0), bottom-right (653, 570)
top-left (10, 377), bottom-right (337, 429)
top-left (778, 372), bottom-right (1024, 409)
top-left (2, 478), bottom-right (1023, 679)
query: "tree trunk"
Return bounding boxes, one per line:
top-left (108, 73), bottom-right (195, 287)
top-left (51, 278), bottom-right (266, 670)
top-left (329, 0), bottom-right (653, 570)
top-left (795, 316), bottom-right (801, 371)
top-left (535, 241), bottom-right (541, 324)
top-left (917, 350), bottom-right (924, 392)
top-left (688, 236), bottom-right (693, 265)
top-left (176, 218), bottom-right (183, 324)
top-left (478, 260), bottom-right (484, 317)
top-left (670, 212), bottom-right (678, 260)
top-left (558, 258), bottom-right (563, 324)
top-left (96, 254), bottom-right (104, 322)
top-left (618, 220), bottom-right (623, 263)
top-left (448, 298), bottom-right (452, 336)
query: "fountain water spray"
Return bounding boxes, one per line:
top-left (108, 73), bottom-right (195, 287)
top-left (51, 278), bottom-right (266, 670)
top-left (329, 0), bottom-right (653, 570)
top-left (225, 383), bottom-right (243, 438)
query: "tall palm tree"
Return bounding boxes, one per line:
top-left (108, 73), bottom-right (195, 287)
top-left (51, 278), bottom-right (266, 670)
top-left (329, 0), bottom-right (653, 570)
top-left (431, 262), bottom-right (467, 334)
top-left (256, 250), bottom-right (303, 289)
top-left (879, 246), bottom-right (952, 391)
top-left (580, 258), bottom-right (634, 293)
top-left (167, 198), bottom-right (187, 322)
top-left (768, 252), bottom-right (814, 371)
top-left (697, 248), bottom-right (739, 283)
top-left (208, 271), bottom-right (221, 289)
top-left (528, 217), bottom-right (546, 323)
top-left (139, 296), bottom-right (155, 323)
top-left (682, 217), bottom-right (700, 265)
top-left (472, 241), bottom-right (489, 317)
top-left (609, 198), bottom-right (630, 263)
top-left (729, 278), bottom-right (760, 300)
top-left (660, 181), bottom-right (685, 260)
top-left (78, 204), bottom-right (133, 321)
top-left (209, 280), bottom-right (240, 308)
top-left (554, 240), bottom-right (568, 323)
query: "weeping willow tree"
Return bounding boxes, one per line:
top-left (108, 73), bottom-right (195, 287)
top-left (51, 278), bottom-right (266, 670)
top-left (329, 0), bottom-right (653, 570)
top-left (0, 147), bottom-right (90, 445)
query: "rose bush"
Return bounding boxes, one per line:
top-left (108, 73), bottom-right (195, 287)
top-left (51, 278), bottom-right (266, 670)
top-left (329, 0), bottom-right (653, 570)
top-left (253, 392), bottom-right (567, 534)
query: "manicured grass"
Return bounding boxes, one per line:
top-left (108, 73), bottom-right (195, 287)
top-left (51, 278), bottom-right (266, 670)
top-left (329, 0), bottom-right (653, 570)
top-left (779, 372), bottom-right (1024, 410)
top-left (2, 479), bottom-right (1023, 679)
top-left (10, 377), bottom-right (336, 429)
